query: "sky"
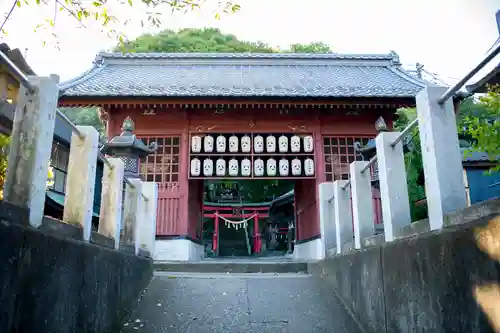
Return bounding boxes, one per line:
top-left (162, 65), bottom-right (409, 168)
top-left (1, 0), bottom-right (499, 85)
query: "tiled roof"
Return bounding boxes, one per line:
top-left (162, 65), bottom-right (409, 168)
top-left (59, 52), bottom-right (428, 98)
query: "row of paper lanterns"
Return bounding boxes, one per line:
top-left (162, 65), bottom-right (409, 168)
top-left (191, 134), bottom-right (314, 153)
top-left (190, 157), bottom-right (315, 177)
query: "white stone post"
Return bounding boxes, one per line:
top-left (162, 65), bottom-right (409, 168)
top-left (98, 158), bottom-right (125, 249)
top-left (123, 178), bottom-right (143, 255)
top-left (4, 76), bottom-right (58, 228)
top-left (350, 161), bottom-right (375, 249)
top-left (63, 126), bottom-right (99, 241)
top-left (318, 182), bottom-right (335, 258)
top-left (376, 131), bottom-right (411, 241)
top-left (416, 86), bottom-right (467, 230)
top-left (138, 182), bottom-right (158, 257)
top-left (333, 180), bottom-right (353, 254)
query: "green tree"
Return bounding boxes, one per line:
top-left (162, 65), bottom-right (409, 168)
top-left (394, 107), bottom-right (427, 221)
top-left (289, 42), bottom-right (333, 53)
top-left (59, 107), bottom-right (106, 140)
top-left (461, 85), bottom-right (500, 170)
top-left (120, 28), bottom-right (333, 54)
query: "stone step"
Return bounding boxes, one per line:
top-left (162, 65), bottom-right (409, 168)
top-left (154, 260), bottom-right (309, 274)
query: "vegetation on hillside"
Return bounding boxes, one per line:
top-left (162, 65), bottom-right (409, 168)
top-left (119, 28), bottom-right (333, 53)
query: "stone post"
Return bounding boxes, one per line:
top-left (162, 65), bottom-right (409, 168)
top-left (376, 131), bottom-right (411, 241)
top-left (318, 182), bottom-right (335, 258)
top-left (63, 126), bottom-right (99, 241)
top-left (138, 182), bottom-right (158, 258)
top-left (3, 76), bottom-right (58, 228)
top-left (350, 161), bottom-right (375, 249)
top-left (416, 86), bottom-right (467, 230)
top-left (98, 158), bottom-right (125, 249)
top-left (333, 180), bottom-right (353, 254)
top-left (123, 178), bottom-right (143, 255)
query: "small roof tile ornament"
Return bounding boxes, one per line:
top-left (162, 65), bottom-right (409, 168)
top-left (102, 116), bottom-right (157, 157)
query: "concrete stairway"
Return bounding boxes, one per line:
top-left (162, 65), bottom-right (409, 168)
top-left (154, 257), bottom-right (309, 274)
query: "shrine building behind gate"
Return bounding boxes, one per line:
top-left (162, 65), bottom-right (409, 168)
top-left (58, 52), bottom-right (427, 261)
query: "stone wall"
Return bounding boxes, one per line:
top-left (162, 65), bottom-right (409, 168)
top-left (310, 199), bottom-right (500, 333)
top-left (0, 202), bottom-right (153, 333)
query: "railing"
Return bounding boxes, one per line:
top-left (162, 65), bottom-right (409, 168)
top-left (320, 41), bottom-right (500, 256)
top-left (0, 50), bottom-right (158, 257)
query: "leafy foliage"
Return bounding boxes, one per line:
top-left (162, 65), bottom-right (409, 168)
top-left (394, 108), bottom-right (427, 221)
top-left (120, 28), bottom-right (334, 54)
top-left (2, 0), bottom-right (240, 46)
top-left (59, 107), bottom-right (106, 140)
top-left (461, 84), bottom-right (500, 170)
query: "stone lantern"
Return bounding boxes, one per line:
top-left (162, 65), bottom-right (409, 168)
top-left (101, 117), bottom-right (157, 179)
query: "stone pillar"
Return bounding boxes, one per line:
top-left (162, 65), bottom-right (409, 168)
top-left (333, 180), bottom-right (353, 254)
top-left (350, 161), bottom-right (375, 249)
top-left (4, 76), bottom-right (58, 228)
top-left (138, 182), bottom-right (158, 257)
top-left (376, 131), bottom-right (411, 241)
top-left (98, 158), bottom-right (125, 249)
top-left (63, 126), bottom-right (99, 241)
top-left (123, 178), bottom-right (143, 255)
top-left (416, 86), bottom-right (467, 230)
top-left (318, 182), bottom-right (335, 257)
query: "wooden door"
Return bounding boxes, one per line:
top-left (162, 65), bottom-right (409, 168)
top-left (140, 136), bottom-right (182, 236)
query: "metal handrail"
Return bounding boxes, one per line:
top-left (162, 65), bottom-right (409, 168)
top-left (341, 179), bottom-right (351, 190)
top-left (0, 51), bottom-right (35, 94)
top-left (438, 42), bottom-right (500, 104)
top-left (360, 155), bottom-right (378, 174)
top-left (0, 50), bottom-right (149, 203)
top-left (391, 118), bottom-right (419, 148)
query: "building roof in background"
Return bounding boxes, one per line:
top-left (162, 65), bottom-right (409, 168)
top-left (59, 52), bottom-right (428, 99)
top-left (0, 43), bottom-right (36, 77)
top-left (466, 62), bottom-right (500, 94)
top-left (461, 148), bottom-right (499, 163)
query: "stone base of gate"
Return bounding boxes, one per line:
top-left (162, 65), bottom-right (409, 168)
top-left (154, 238), bottom-right (204, 262)
top-left (293, 236), bottom-right (325, 261)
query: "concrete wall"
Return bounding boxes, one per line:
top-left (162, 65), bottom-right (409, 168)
top-left (0, 201), bottom-right (154, 333)
top-left (310, 199), bottom-right (500, 333)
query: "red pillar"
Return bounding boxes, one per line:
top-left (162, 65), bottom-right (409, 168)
top-left (253, 214), bottom-right (261, 253)
top-left (213, 211), bottom-right (219, 254)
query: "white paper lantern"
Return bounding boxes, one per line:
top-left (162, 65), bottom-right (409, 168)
top-left (216, 158), bottom-right (226, 176)
top-left (191, 136), bottom-right (202, 153)
top-left (254, 158), bottom-right (264, 177)
top-left (204, 135), bottom-right (214, 153)
top-left (291, 158), bottom-right (302, 176)
top-left (241, 158), bottom-right (251, 176)
top-left (266, 135), bottom-right (276, 153)
top-left (229, 135), bottom-right (239, 153)
top-left (278, 135), bottom-right (288, 153)
top-left (291, 135), bottom-right (301, 153)
top-left (228, 158), bottom-right (239, 176)
top-left (203, 158), bottom-right (213, 176)
top-left (190, 158), bottom-right (201, 176)
top-left (266, 158), bottom-right (277, 176)
top-left (216, 135), bottom-right (226, 153)
top-left (241, 135), bottom-right (251, 153)
top-left (279, 158), bottom-right (289, 176)
top-left (303, 135), bottom-right (314, 153)
top-left (304, 158), bottom-right (315, 176)
top-left (254, 135), bottom-right (264, 153)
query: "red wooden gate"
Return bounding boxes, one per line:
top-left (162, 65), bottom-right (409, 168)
top-left (140, 136), bottom-right (182, 236)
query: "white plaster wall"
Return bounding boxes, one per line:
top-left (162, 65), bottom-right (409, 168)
top-left (293, 238), bottom-right (324, 261)
top-left (154, 239), bottom-right (204, 262)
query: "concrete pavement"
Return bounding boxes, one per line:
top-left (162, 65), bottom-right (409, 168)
top-left (119, 272), bottom-right (362, 333)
